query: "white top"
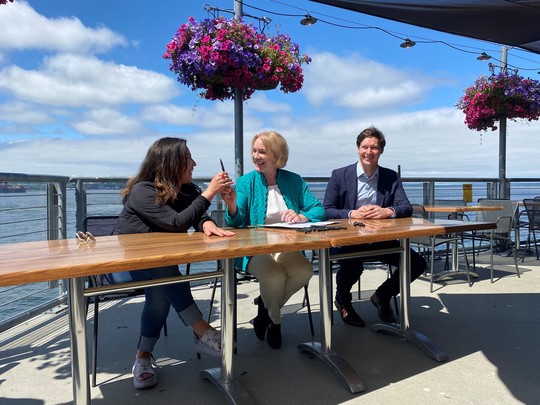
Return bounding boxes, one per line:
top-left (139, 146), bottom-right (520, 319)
top-left (265, 185), bottom-right (288, 224)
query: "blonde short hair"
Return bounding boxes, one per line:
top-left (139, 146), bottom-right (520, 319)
top-left (252, 131), bottom-right (289, 169)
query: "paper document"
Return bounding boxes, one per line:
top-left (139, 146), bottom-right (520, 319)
top-left (259, 221), bottom-right (339, 229)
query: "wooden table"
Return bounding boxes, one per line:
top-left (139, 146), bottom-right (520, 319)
top-left (0, 218), bottom-right (496, 404)
top-left (0, 230), bottom-right (328, 405)
top-left (424, 204), bottom-right (504, 220)
top-left (291, 218), bottom-right (496, 369)
top-left (424, 205), bottom-right (503, 276)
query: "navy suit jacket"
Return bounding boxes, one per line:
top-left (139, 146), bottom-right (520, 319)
top-left (324, 163), bottom-right (412, 219)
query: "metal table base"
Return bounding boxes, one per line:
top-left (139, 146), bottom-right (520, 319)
top-left (371, 240), bottom-right (449, 362)
top-left (201, 258), bottom-right (254, 404)
top-left (298, 248), bottom-right (366, 394)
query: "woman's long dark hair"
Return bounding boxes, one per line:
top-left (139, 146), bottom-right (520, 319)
top-left (121, 137), bottom-right (188, 205)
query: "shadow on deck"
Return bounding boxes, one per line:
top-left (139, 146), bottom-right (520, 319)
top-left (1, 251), bottom-right (539, 405)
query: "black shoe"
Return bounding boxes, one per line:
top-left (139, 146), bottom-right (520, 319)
top-left (334, 300), bottom-right (365, 327)
top-left (253, 296), bottom-right (271, 340)
top-left (370, 293), bottom-right (397, 323)
top-left (266, 322), bottom-right (282, 349)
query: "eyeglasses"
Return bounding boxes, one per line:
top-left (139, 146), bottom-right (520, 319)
top-left (76, 231), bottom-right (95, 243)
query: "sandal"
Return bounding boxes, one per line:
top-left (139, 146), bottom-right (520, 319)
top-left (132, 356), bottom-right (157, 390)
top-left (194, 327), bottom-right (221, 357)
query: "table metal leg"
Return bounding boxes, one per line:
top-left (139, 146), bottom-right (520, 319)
top-left (68, 277), bottom-right (91, 405)
top-left (432, 236), bottom-right (478, 282)
top-left (435, 213), bottom-right (478, 281)
top-left (370, 239), bottom-right (448, 362)
top-left (298, 248), bottom-right (366, 394)
top-left (201, 258), bottom-right (254, 404)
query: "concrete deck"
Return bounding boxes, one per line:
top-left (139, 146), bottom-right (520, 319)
top-left (1, 251), bottom-right (539, 405)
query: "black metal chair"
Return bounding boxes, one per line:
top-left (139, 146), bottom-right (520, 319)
top-left (208, 210), bottom-right (315, 337)
top-left (518, 198), bottom-right (540, 261)
top-left (466, 198), bottom-right (520, 281)
top-left (411, 204), bottom-right (471, 292)
top-left (83, 215), bottom-right (174, 386)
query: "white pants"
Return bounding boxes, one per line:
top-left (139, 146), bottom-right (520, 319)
top-left (247, 251), bottom-right (313, 324)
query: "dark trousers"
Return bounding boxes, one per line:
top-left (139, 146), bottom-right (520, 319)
top-left (333, 240), bottom-right (427, 304)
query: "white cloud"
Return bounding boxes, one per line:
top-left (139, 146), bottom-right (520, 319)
top-left (70, 108), bottom-right (145, 135)
top-left (0, 101), bottom-right (52, 124)
top-left (0, 54), bottom-right (179, 107)
top-left (303, 51), bottom-right (434, 111)
top-left (1, 107), bottom-right (538, 179)
top-left (140, 104), bottom-right (232, 129)
top-left (0, 1), bottom-right (127, 54)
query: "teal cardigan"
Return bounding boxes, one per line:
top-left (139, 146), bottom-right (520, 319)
top-left (225, 169), bottom-right (327, 269)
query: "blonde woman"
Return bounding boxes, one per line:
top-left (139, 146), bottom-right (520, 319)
top-left (222, 131), bottom-right (326, 349)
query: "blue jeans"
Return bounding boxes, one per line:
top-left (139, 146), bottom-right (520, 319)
top-left (129, 265), bottom-right (203, 353)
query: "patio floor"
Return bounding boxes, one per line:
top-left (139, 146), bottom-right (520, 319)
top-left (1, 250), bottom-right (539, 405)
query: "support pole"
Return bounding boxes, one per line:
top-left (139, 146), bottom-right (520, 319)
top-left (234, 1), bottom-right (244, 179)
top-left (498, 46), bottom-right (508, 198)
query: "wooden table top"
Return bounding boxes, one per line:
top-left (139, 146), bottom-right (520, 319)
top-left (424, 205), bottom-right (503, 213)
top-left (257, 218), bottom-right (496, 248)
top-left (0, 218), bottom-right (496, 287)
top-left (0, 229), bottom-right (328, 287)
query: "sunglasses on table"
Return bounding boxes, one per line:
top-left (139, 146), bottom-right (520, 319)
top-left (76, 231), bottom-right (96, 243)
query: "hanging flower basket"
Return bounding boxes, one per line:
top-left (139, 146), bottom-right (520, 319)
top-left (163, 16), bottom-right (311, 101)
top-left (456, 71), bottom-right (540, 131)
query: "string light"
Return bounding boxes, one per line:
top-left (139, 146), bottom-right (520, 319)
top-left (477, 52), bottom-right (492, 61)
top-left (234, 0), bottom-right (540, 71)
top-left (400, 38), bottom-right (416, 49)
top-left (300, 14), bottom-right (317, 26)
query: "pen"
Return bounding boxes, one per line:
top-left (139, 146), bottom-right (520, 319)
top-left (220, 159), bottom-right (226, 172)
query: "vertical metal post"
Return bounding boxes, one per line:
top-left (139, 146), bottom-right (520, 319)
top-left (318, 248), bottom-right (332, 353)
top-left (399, 239), bottom-right (411, 330)
top-left (221, 258), bottom-right (235, 383)
top-left (234, 1), bottom-right (244, 179)
top-left (68, 277), bottom-right (90, 404)
top-left (499, 46), bottom-right (508, 199)
top-left (47, 181), bottom-right (66, 240)
top-left (75, 179), bottom-right (87, 232)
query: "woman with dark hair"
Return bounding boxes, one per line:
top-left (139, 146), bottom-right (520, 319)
top-left (118, 137), bottom-right (235, 390)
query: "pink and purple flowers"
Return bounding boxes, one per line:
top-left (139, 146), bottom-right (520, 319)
top-left (163, 16), bottom-right (311, 101)
top-left (457, 71), bottom-right (540, 131)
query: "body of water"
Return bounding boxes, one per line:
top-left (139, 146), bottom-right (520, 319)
top-left (1, 182), bottom-right (539, 324)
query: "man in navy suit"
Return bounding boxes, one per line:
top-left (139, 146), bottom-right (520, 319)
top-left (324, 126), bottom-right (426, 326)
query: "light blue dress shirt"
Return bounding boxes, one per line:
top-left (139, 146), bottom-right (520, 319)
top-left (356, 162), bottom-right (378, 208)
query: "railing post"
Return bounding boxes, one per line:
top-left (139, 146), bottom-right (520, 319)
top-left (47, 181), bottom-right (67, 240)
top-left (75, 179), bottom-right (87, 232)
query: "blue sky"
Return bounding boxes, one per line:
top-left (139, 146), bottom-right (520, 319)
top-left (1, 0), bottom-right (540, 179)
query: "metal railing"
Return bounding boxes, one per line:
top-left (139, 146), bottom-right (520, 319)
top-left (0, 173), bottom-right (69, 331)
top-left (2, 172), bottom-right (540, 331)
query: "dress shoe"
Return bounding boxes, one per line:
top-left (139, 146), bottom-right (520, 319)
top-left (266, 322), bottom-right (282, 349)
top-left (370, 293), bottom-right (397, 323)
top-left (253, 296), bottom-right (271, 340)
top-left (334, 300), bottom-right (365, 327)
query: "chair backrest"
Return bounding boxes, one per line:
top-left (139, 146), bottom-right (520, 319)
top-left (83, 215), bottom-right (134, 286)
top-left (211, 209), bottom-right (225, 227)
top-left (83, 215), bottom-right (119, 236)
top-left (476, 198), bottom-right (515, 233)
top-left (411, 204), bottom-right (427, 219)
top-left (522, 199), bottom-right (540, 229)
